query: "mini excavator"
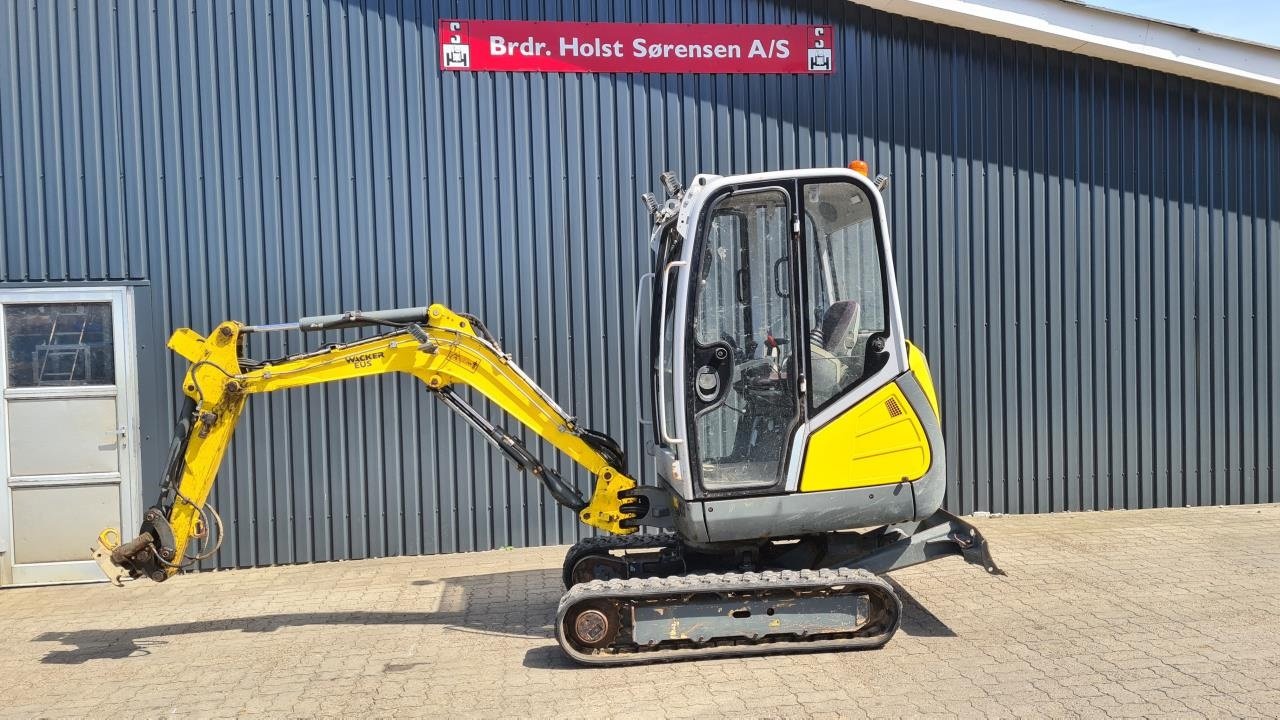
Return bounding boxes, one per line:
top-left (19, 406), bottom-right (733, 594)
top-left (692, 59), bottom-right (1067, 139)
top-left (93, 166), bottom-right (1001, 665)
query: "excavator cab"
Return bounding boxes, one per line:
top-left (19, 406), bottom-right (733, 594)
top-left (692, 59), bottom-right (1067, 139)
top-left (645, 169), bottom-right (942, 543)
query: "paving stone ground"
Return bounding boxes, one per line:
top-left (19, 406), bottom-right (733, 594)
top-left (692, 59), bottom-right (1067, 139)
top-left (2, 504), bottom-right (1279, 719)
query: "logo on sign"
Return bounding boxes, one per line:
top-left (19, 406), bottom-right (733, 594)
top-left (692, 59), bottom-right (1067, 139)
top-left (442, 21), bottom-right (471, 68)
top-left (807, 27), bottom-right (831, 71)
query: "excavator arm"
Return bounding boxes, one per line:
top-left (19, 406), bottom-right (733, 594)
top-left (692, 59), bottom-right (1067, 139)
top-left (92, 304), bottom-right (641, 585)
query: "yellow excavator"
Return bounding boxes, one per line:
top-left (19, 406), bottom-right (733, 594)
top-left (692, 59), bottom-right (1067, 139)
top-left (93, 165), bottom-right (1000, 665)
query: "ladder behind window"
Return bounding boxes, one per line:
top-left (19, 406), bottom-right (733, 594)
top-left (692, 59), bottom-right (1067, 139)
top-left (35, 311), bottom-right (91, 385)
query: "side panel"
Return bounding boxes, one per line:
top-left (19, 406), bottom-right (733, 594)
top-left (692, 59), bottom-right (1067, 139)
top-left (797, 343), bottom-right (942, 494)
top-left (799, 381), bottom-right (931, 491)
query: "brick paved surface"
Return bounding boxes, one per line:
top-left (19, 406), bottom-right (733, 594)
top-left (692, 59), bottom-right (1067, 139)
top-left (2, 504), bottom-right (1279, 718)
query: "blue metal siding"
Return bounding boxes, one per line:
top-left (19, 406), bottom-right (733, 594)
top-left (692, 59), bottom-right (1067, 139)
top-left (1, 0), bottom-right (1278, 569)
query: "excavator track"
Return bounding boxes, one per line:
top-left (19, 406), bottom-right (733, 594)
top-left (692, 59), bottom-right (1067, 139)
top-left (555, 568), bottom-right (900, 665)
top-left (561, 533), bottom-right (679, 588)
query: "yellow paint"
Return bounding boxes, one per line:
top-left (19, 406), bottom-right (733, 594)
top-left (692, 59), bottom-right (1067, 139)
top-left (578, 467), bottom-right (638, 536)
top-left (102, 303), bottom-right (640, 582)
top-left (799, 381), bottom-right (932, 492)
top-left (155, 321), bottom-right (250, 578)
top-left (906, 341), bottom-right (940, 421)
top-left (166, 327), bottom-right (208, 363)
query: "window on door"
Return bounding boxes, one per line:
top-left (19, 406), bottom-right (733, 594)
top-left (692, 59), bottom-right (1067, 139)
top-left (4, 303), bottom-right (115, 388)
top-left (691, 187), bottom-right (798, 490)
top-left (801, 181), bottom-right (888, 410)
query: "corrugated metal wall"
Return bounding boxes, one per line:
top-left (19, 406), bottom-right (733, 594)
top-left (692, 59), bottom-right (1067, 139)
top-left (2, 0), bottom-right (1278, 569)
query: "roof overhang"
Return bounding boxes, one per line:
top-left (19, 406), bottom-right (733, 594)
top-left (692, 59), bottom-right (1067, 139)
top-left (854, 0), bottom-right (1280, 98)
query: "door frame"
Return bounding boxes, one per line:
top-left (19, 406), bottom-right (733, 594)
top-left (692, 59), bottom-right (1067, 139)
top-left (0, 286), bottom-right (142, 586)
top-left (681, 181), bottom-right (805, 498)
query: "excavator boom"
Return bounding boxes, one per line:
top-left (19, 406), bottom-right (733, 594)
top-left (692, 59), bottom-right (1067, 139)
top-left (94, 303), bottom-right (641, 585)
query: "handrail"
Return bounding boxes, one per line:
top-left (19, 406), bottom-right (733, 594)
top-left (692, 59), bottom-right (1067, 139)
top-left (656, 260), bottom-right (688, 445)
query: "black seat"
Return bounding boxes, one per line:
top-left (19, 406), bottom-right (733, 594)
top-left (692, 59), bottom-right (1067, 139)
top-left (820, 300), bottom-right (861, 355)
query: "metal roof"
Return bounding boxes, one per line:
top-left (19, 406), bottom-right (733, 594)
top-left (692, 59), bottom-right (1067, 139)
top-left (856, 0), bottom-right (1280, 97)
top-left (1062, 0), bottom-right (1280, 52)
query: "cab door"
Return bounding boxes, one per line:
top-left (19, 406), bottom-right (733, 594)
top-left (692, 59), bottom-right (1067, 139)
top-left (685, 184), bottom-right (802, 495)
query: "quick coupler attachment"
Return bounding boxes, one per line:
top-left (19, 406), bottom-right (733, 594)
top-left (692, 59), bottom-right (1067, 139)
top-left (90, 507), bottom-right (178, 585)
top-left (91, 530), bottom-right (155, 586)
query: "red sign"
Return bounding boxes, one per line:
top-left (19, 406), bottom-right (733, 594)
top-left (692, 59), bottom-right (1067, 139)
top-left (439, 21), bottom-right (834, 74)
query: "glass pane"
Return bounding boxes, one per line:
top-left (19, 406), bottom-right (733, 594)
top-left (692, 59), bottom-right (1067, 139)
top-left (659, 241), bottom-right (680, 447)
top-left (5, 303), bottom-right (116, 388)
top-left (803, 181), bottom-right (886, 408)
top-left (692, 188), bottom-right (797, 490)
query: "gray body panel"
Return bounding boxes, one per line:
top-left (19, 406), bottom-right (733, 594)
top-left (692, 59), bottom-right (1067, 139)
top-left (631, 594), bottom-right (870, 645)
top-left (697, 482), bottom-right (917, 543)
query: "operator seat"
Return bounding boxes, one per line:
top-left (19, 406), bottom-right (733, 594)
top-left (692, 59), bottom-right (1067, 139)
top-left (809, 300), bottom-right (861, 406)
top-left (821, 300), bottom-right (861, 356)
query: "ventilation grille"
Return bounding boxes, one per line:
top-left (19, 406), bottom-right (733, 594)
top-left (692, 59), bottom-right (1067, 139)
top-left (885, 396), bottom-right (904, 418)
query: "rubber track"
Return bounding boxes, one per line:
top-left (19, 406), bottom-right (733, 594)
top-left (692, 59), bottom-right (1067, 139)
top-left (561, 533), bottom-right (678, 589)
top-left (555, 567), bottom-right (900, 666)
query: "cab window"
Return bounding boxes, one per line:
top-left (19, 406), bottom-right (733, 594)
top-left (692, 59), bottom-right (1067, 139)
top-left (802, 181), bottom-right (888, 409)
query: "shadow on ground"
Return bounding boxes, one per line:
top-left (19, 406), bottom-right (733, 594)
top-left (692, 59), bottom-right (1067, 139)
top-left (34, 568), bottom-right (561, 665)
top-left (34, 568), bottom-right (953, 666)
top-left (887, 578), bottom-right (957, 638)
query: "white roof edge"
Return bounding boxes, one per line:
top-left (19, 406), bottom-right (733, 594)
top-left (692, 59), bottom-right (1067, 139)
top-left (854, 0), bottom-right (1280, 98)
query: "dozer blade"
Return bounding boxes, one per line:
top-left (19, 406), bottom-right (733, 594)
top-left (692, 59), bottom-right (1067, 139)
top-left (846, 508), bottom-right (1005, 576)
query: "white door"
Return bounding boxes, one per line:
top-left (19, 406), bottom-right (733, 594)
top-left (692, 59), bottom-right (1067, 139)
top-left (0, 287), bottom-right (140, 586)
